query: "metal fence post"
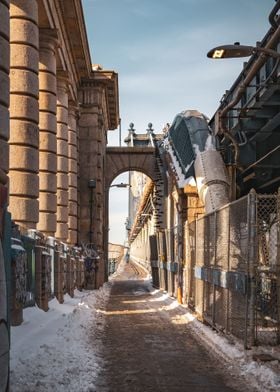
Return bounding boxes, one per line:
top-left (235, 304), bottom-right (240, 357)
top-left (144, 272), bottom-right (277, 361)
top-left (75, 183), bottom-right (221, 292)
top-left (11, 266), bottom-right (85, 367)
top-left (212, 211), bottom-right (217, 326)
top-left (226, 205), bottom-right (231, 334)
top-left (276, 188), bottom-right (280, 344)
top-left (247, 189), bottom-right (257, 348)
top-left (195, 216), bottom-right (198, 313)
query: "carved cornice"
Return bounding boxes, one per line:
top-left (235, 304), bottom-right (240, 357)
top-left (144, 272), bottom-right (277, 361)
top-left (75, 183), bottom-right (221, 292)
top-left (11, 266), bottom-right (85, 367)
top-left (40, 0), bottom-right (92, 103)
top-left (55, 72), bottom-right (70, 101)
top-left (39, 28), bottom-right (59, 50)
top-left (57, 0), bottom-right (92, 79)
top-left (68, 100), bottom-right (80, 119)
top-left (79, 70), bottom-right (119, 130)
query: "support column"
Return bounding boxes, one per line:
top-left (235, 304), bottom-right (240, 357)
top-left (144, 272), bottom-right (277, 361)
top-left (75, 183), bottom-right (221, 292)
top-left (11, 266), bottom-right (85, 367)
top-left (77, 119), bottom-right (81, 244)
top-left (55, 72), bottom-right (69, 242)
top-left (79, 80), bottom-right (108, 288)
top-left (9, 0), bottom-right (39, 230)
top-left (0, 0), bottom-right (9, 187)
top-left (0, 1), bottom-right (10, 389)
top-left (68, 102), bottom-right (79, 245)
top-left (38, 29), bottom-right (58, 236)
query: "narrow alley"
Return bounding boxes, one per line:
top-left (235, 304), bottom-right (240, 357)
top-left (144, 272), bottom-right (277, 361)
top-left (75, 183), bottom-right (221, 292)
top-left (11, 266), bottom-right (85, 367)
top-left (10, 259), bottom-right (279, 391)
top-left (92, 261), bottom-right (253, 392)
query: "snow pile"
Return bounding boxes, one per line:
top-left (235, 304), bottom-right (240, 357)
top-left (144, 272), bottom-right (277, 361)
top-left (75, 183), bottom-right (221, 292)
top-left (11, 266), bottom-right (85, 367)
top-left (10, 287), bottom-right (109, 392)
top-left (183, 310), bottom-right (280, 392)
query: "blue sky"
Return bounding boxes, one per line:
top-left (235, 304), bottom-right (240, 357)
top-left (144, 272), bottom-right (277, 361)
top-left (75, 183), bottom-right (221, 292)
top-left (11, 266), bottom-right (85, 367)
top-left (82, 0), bottom-right (274, 244)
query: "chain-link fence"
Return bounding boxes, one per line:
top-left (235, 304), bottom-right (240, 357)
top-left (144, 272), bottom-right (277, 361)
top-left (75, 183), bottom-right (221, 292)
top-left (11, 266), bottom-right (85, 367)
top-left (255, 194), bottom-right (280, 345)
top-left (185, 190), bottom-right (280, 348)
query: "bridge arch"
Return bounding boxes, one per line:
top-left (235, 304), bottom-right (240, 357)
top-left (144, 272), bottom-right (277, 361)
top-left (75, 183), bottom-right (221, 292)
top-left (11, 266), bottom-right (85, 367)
top-left (105, 147), bottom-right (157, 188)
top-left (103, 146), bottom-right (164, 280)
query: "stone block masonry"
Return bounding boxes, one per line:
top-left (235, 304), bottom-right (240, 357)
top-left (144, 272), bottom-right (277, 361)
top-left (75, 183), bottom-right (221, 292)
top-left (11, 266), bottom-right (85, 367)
top-left (9, 0), bottom-right (39, 231)
top-left (67, 102), bottom-right (79, 245)
top-left (1, 1), bottom-right (120, 299)
top-left (55, 72), bottom-right (69, 242)
top-left (38, 29), bottom-right (58, 236)
top-left (0, 0), bottom-right (10, 187)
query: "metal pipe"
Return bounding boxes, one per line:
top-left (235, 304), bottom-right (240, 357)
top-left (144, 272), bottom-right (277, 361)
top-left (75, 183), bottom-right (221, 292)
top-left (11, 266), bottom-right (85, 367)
top-left (219, 24), bottom-right (280, 165)
top-left (119, 118), bottom-right (122, 147)
top-left (276, 187), bottom-right (280, 344)
top-left (269, 0), bottom-right (280, 29)
top-left (89, 187), bottom-right (93, 243)
top-left (247, 189), bottom-right (257, 348)
top-left (194, 149), bottom-right (230, 213)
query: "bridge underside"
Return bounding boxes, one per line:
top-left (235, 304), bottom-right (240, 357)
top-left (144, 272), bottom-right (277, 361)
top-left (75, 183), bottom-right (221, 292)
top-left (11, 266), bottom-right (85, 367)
top-left (105, 147), bottom-right (157, 186)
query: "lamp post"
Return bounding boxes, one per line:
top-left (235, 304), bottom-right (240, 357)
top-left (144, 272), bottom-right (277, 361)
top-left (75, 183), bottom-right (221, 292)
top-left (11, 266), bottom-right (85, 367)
top-left (109, 182), bottom-right (131, 188)
top-left (207, 0), bottom-right (280, 164)
top-left (207, 39), bottom-right (280, 200)
top-left (119, 117), bottom-right (122, 147)
top-left (207, 43), bottom-right (280, 60)
top-left (207, 41), bottom-right (280, 162)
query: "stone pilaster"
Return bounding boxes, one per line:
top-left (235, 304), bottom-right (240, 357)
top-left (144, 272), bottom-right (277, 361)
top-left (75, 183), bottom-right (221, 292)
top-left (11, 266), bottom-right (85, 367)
top-left (55, 72), bottom-right (69, 242)
top-left (68, 102), bottom-right (79, 245)
top-left (0, 0), bottom-right (10, 187)
top-left (0, 3), bottom-right (10, 387)
top-left (79, 79), bottom-right (109, 288)
top-left (9, 0), bottom-right (39, 230)
top-left (37, 29), bottom-right (58, 236)
top-left (77, 118), bottom-right (81, 244)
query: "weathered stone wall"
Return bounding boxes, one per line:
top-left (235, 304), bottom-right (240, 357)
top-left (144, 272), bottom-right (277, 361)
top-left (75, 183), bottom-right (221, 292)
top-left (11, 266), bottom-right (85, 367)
top-left (0, 1), bottom-right (10, 389)
top-left (68, 102), bottom-right (79, 245)
top-left (9, 0), bottom-right (39, 231)
top-left (0, 0), bottom-right (9, 188)
top-left (79, 80), bottom-right (109, 287)
top-left (38, 29), bottom-right (58, 236)
top-left (3, 1), bottom-right (119, 293)
top-left (55, 72), bottom-right (69, 242)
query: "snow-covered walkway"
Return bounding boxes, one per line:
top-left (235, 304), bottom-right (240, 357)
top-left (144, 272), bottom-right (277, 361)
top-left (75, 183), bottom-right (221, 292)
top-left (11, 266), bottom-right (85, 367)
top-left (10, 261), bottom-right (280, 391)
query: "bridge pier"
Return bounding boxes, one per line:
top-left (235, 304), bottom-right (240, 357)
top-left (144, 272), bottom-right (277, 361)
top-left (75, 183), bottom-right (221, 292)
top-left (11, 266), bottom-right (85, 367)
top-left (79, 78), bottom-right (111, 288)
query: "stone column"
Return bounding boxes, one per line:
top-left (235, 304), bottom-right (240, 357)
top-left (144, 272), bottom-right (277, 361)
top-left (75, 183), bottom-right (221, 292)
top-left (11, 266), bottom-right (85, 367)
top-left (79, 80), bottom-right (108, 288)
top-left (0, 1), bottom-right (10, 389)
top-left (9, 0), bottom-right (39, 231)
top-left (55, 72), bottom-right (69, 242)
top-left (77, 122), bottom-right (81, 244)
top-left (68, 102), bottom-right (79, 245)
top-left (37, 29), bottom-right (58, 236)
top-left (0, 0), bottom-right (9, 187)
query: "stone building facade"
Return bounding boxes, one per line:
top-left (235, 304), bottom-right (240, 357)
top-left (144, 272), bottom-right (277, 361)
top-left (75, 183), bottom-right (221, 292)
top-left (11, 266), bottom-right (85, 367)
top-left (1, 0), bottom-right (119, 287)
